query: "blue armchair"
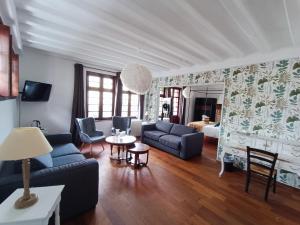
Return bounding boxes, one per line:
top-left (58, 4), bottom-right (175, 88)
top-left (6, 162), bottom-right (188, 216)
top-left (111, 116), bottom-right (131, 135)
top-left (75, 117), bottom-right (106, 155)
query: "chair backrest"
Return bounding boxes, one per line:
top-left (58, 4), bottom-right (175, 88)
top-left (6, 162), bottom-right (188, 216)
top-left (112, 116), bottom-right (131, 133)
top-left (246, 146), bottom-right (278, 177)
top-left (75, 117), bottom-right (96, 136)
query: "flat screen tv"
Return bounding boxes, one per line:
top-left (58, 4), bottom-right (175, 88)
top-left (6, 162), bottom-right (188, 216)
top-left (21, 80), bottom-right (52, 102)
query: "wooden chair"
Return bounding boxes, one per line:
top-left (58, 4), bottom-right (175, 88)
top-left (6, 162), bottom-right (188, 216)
top-left (245, 146), bottom-right (278, 201)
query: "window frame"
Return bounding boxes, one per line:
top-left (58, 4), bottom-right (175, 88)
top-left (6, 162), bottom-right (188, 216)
top-left (86, 71), bottom-right (116, 120)
top-left (121, 88), bottom-right (139, 118)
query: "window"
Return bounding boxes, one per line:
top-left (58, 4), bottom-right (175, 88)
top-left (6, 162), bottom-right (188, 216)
top-left (87, 72), bottom-right (115, 119)
top-left (121, 86), bottom-right (139, 118)
top-left (158, 87), bottom-right (181, 116)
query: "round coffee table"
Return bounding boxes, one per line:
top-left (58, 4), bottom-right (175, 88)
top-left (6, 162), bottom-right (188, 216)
top-left (105, 135), bottom-right (136, 162)
top-left (126, 143), bottom-right (150, 168)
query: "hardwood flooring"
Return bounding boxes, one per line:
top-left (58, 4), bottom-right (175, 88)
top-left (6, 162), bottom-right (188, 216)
top-left (64, 141), bottom-right (300, 225)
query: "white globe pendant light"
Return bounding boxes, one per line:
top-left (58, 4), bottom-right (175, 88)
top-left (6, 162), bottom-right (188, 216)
top-left (120, 64), bottom-right (152, 95)
top-left (182, 86), bottom-right (193, 98)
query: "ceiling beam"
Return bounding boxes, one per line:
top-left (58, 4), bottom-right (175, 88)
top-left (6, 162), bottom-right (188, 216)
top-left (219, 0), bottom-right (270, 52)
top-left (171, 0), bottom-right (244, 57)
top-left (283, 0), bottom-right (296, 45)
top-left (21, 0), bottom-right (207, 64)
top-left (81, 0), bottom-right (222, 62)
top-left (16, 9), bottom-right (192, 68)
top-left (21, 31), bottom-right (171, 71)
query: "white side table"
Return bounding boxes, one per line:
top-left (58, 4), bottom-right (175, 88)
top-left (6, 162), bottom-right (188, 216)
top-left (0, 185), bottom-right (64, 225)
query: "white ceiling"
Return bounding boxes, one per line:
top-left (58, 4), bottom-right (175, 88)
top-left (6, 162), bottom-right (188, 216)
top-left (11, 0), bottom-right (300, 75)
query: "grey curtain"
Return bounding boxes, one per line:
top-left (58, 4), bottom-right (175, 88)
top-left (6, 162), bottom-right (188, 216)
top-left (139, 95), bottom-right (144, 120)
top-left (114, 72), bottom-right (122, 116)
top-left (70, 63), bottom-right (85, 146)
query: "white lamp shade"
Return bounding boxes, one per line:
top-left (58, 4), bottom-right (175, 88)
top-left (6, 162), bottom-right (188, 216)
top-left (182, 87), bottom-right (193, 98)
top-left (120, 64), bottom-right (152, 95)
top-left (0, 127), bottom-right (53, 160)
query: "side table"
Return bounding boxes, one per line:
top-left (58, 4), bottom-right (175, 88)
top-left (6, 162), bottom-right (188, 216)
top-left (126, 143), bottom-right (150, 168)
top-left (0, 185), bottom-right (64, 225)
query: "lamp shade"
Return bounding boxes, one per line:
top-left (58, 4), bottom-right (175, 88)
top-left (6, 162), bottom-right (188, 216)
top-left (182, 87), bottom-right (193, 98)
top-left (120, 64), bottom-right (152, 94)
top-left (0, 127), bottom-right (52, 160)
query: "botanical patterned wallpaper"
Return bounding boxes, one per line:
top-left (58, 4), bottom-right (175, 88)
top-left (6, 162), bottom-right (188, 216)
top-left (145, 57), bottom-right (300, 189)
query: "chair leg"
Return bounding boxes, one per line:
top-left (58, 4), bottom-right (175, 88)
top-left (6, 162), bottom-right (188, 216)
top-left (245, 171), bottom-right (251, 193)
top-left (265, 176), bottom-right (273, 201)
top-left (273, 173), bottom-right (277, 193)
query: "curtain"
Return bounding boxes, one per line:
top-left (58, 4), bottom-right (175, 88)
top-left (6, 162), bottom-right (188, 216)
top-left (114, 72), bottom-right (122, 116)
top-left (139, 95), bottom-right (144, 120)
top-left (70, 63), bottom-right (85, 146)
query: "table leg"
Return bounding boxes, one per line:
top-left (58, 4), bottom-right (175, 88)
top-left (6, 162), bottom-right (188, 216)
top-left (55, 204), bottom-right (60, 225)
top-left (117, 146), bottom-right (120, 159)
top-left (110, 144), bottom-right (113, 156)
top-left (145, 151), bottom-right (149, 165)
top-left (219, 152), bottom-right (225, 177)
top-left (134, 153), bottom-right (139, 168)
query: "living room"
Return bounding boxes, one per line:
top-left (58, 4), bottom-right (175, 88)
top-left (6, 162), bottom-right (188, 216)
top-left (0, 0), bottom-right (300, 225)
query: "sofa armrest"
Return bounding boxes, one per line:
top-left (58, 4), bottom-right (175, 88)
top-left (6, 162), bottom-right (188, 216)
top-left (180, 132), bottom-right (204, 160)
top-left (46, 134), bottom-right (72, 146)
top-left (141, 123), bottom-right (156, 142)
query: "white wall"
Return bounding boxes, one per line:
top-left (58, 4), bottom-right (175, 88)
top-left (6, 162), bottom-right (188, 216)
top-left (0, 99), bottom-right (18, 142)
top-left (0, 99), bottom-right (18, 169)
top-left (19, 47), bottom-right (75, 134)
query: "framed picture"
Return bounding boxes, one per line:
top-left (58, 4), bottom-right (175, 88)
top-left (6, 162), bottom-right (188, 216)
top-left (0, 24), bottom-right (11, 99)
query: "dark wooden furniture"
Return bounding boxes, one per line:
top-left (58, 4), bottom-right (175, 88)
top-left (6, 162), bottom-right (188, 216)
top-left (105, 135), bottom-right (136, 162)
top-left (245, 146), bottom-right (278, 201)
top-left (193, 98), bottom-right (217, 122)
top-left (126, 143), bottom-right (150, 168)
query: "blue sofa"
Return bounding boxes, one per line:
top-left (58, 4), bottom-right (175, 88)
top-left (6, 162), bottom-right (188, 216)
top-left (0, 134), bottom-right (99, 222)
top-left (141, 121), bottom-right (204, 159)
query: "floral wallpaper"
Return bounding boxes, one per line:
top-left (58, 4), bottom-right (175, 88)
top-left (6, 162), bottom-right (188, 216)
top-left (145, 57), bottom-right (300, 189)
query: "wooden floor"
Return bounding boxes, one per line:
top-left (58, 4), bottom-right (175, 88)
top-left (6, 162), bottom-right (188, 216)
top-left (64, 140), bottom-right (300, 225)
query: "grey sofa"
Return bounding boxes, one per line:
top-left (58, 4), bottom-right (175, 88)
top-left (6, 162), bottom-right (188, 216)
top-left (141, 121), bottom-right (204, 159)
top-left (0, 134), bottom-right (99, 223)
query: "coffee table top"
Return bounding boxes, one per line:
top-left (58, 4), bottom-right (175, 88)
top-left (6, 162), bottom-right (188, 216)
top-left (105, 135), bottom-right (136, 145)
top-left (128, 143), bottom-right (150, 153)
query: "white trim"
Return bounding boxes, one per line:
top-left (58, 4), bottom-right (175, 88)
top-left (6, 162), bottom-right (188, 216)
top-left (153, 47), bottom-right (300, 77)
top-left (85, 67), bottom-right (116, 76)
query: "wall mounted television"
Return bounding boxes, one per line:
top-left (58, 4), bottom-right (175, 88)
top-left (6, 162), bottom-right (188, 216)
top-left (21, 80), bottom-right (52, 102)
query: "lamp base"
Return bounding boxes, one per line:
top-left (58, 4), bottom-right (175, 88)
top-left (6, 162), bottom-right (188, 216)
top-left (14, 193), bottom-right (38, 209)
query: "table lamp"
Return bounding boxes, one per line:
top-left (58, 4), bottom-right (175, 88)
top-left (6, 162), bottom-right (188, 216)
top-left (0, 127), bottom-right (53, 209)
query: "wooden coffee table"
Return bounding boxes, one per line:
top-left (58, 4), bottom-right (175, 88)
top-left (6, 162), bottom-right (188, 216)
top-left (105, 135), bottom-right (136, 162)
top-left (126, 143), bottom-right (150, 168)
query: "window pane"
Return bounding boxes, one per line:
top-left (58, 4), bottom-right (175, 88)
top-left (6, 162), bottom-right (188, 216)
top-left (88, 76), bottom-right (100, 88)
top-left (131, 94), bottom-right (138, 103)
top-left (121, 111), bottom-right (128, 117)
top-left (88, 97), bottom-right (99, 104)
top-left (103, 92), bottom-right (113, 104)
top-left (88, 104), bottom-right (99, 111)
top-left (88, 90), bottom-right (100, 98)
top-left (103, 111), bottom-right (112, 117)
top-left (103, 104), bottom-right (112, 111)
top-left (103, 78), bottom-right (113, 89)
top-left (88, 111), bottom-right (99, 118)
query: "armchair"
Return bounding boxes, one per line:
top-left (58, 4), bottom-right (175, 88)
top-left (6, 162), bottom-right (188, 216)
top-left (111, 116), bottom-right (132, 135)
top-left (75, 117), bottom-right (106, 155)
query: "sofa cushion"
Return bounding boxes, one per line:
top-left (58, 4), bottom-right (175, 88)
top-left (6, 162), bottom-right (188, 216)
top-left (52, 154), bottom-right (85, 167)
top-left (159, 135), bottom-right (181, 150)
top-left (170, 124), bottom-right (196, 137)
top-left (155, 120), bottom-right (173, 133)
top-left (14, 153), bottom-right (53, 173)
top-left (144, 130), bottom-right (167, 141)
top-left (51, 143), bottom-right (81, 158)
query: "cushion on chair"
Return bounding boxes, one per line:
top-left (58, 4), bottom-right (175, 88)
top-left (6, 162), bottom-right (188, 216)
top-left (90, 135), bottom-right (106, 143)
top-left (170, 124), bottom-right (196, 137)
top-left (155, 120), bottom-right (173, 133)
top-left (52, 154), bottom-right (86, 167)
top-left (51, 143), bottom-right (81, 158)
top-left (159, 135), bottom-right (181, 150)
top-left (144, 130), bottom-right (167, 141)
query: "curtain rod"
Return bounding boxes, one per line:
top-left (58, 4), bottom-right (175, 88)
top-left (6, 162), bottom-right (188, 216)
top-left (83, 65), bottom-right (120, 74)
